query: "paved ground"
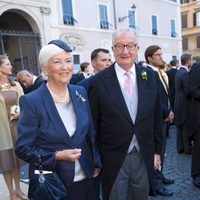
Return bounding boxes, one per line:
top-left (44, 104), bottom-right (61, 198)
top-left (0, 174), bottom-right (28, 200)
top-left (149, 125), bottom-right (200, 200)
top-left (0, 125), bottom-right (199, 199)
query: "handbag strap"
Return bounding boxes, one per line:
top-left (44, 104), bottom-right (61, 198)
top-left (38, 153), bottom-right (43, 174)
top-left (38, 153), bottom-right (46, 183)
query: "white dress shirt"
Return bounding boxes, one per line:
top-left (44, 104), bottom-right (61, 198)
top-left (115, 63), bottom-right (140, 152)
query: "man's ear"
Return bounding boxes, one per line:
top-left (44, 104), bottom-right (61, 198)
top-left (147, 56), bottom-right (152, 63)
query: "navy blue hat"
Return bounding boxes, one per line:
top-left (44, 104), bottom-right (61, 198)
top-left (48, 39), bottom-right (72, 52)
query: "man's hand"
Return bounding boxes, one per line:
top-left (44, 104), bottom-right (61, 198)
top-left (16, 73), bottom-right (23, 83)
top-left (168, 111), bottom-right (174, 123)
top-left (93, 168), bottom-right (101, 177)
top-left (154, 154), bottom-right (161, 171)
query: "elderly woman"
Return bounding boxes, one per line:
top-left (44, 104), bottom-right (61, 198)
top-left (15, 40), bottom-right (102, 200)
top-left (0, 54), bottom-right (27, 200)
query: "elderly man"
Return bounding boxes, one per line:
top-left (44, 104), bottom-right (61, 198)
top-left (86, 28), bottom-right (162, 200)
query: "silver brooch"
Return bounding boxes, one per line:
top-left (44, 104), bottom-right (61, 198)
top-left (76, 90), bottom-right (86, 102)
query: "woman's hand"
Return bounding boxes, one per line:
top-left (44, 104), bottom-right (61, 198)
top-left (93, 168), bottom-right (101, 177)
top-left (55, 149), bottom-right (81, 162)
top-left (10, 112), bottom-right (19, 121)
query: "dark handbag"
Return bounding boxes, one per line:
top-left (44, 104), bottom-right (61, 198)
top-left (28, 154), bottom-right (67, 200)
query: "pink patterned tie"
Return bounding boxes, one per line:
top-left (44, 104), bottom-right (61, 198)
top-left (124, 71), bottom-right (133, 97)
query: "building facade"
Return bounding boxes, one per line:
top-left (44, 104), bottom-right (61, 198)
top-left (181, 0), bottom-right (200, 60)
top-left (0, 0), bottom-right (182, 74)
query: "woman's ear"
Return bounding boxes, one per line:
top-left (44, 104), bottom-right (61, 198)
top-left (40, 64), bottom-right (48, 76)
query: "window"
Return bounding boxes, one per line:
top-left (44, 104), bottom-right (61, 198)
top-left (151, 15), bottom-right (158, 35)
top-left (128, 10), bottom-right (136, 29)
top-left (73, 55), bottom-right (80, 73)
top-left (180, 0), bottom-right (189, 4)
top-left (181, 14), bottom-right (188, 28)
top-left (172, 56), bottom-right (177, 61)
top-left (99, 4), bottom-right (110, 29)
top-left (194, 12), bottom-right (200, 26)
top-left (197, 36), bottom-right (200, 48)
top-left (62, 0), bottom-right (77, 25)
top-left (182, 38), bottom-right (188, 50)
top-left (170, 19), bottom-right (177, 37)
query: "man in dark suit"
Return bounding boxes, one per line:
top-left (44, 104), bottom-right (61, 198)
top-left (78, 48), bottom-right (111, 91)
top-left (16, 70), bottom-right (43, 93)
top-left (145, 45), bottom-right (174, 196)
top-left (70, 62), bottom-right (91, 84)
top-left (166, 59), bottom-right (179, 110)
top-left (174, 54), bottom-right (192, 154)
top-left (187, 62), bottom-right (200, 189)
top-left (78, 48), bottom-right (111, 200)
top-left (87, 28), bottom-right (162, 200)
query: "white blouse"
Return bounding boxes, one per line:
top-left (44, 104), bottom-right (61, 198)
top-left (55, 101), bottom-right (86, 182)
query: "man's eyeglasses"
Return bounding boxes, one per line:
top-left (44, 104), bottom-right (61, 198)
top-left (113, 44), bottom-right (138, 51)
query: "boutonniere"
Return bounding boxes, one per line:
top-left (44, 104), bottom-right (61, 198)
top-left (76, 90), bottom-right (86, 102)
top-left (141, 70), bottom-right (147, 80)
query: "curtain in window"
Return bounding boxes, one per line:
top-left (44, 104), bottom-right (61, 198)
top-left (99, 5), bottom-right (109, 29)
top-left (128, 11), bottom-right (136, 29)
top-left (152, 15), bottom-right (158, 35)
top-left (62, 0), bottom-right (77, 25)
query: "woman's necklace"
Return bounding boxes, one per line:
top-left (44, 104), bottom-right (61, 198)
top-left (46, 83), bottom-right (70, 104)
top-left (0, 81), bottom-right (11, 91)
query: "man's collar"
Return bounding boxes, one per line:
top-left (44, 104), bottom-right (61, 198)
top-left (115, 62), bottom-right (136, 77)
top-left (148, 64), bottom-right (158, 71)
top-left (180, 66), bottom-right (189, 72)
top-left (33, 75), bottom-right (38, 84)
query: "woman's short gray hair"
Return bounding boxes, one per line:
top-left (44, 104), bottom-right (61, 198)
top-left (39, 44), bottom-right (64, 66)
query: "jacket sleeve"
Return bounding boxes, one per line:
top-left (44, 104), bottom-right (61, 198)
top-left (154, 73), bottom-right (163, 155)
top-left (15, 95), bottom-right (56, 170)
top-left (188, 63), bottom-right (200, 100)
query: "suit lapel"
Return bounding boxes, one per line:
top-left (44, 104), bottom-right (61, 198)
top-left (102, 65), bottom-right (132, 123)
top-left (135, 65), bottom-right (143, 122)
top-left (135, 65), bottom-right (152, 123)
top-left (67, 85), bottom-right (82, 143)
top-left (38, 84), bottom-right (73, 146)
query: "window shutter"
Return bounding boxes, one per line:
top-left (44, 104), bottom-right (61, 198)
top-left (193, 13), bottom-right (196, 26)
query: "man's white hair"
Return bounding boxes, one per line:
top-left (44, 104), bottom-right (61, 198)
top-left (112, 28), bottom-right (138, 46)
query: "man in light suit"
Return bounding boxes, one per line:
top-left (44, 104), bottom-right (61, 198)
top-left (87, 28), bottom-right (162, 200)
top-left (174, 54), bottom-right (192, 154)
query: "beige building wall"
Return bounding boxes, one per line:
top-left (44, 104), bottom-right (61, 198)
top-left (181, 0), bottom-right (200, 57)
top-left (0, 0), bottom-right (182, 72)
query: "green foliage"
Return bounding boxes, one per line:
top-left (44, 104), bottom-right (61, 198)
top-left (193, 56), bottom-right (200, 62)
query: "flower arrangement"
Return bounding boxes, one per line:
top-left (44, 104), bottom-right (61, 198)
top-left (141, 70), bottom-right (147, 80)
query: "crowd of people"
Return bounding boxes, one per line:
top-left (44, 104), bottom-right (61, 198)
top-left (0, 28), bottom-right (200, 200)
